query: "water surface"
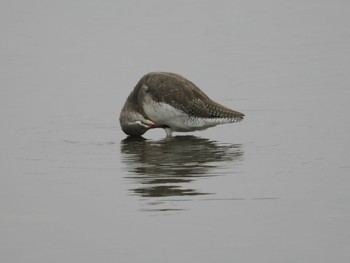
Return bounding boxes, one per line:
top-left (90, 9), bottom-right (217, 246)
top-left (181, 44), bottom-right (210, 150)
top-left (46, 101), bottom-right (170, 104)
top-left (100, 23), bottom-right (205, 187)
top-left (1, 1), bottom-right (349, 262)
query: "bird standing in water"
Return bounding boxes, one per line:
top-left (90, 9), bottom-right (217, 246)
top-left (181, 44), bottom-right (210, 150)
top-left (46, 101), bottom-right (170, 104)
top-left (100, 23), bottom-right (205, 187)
top-left (119, 72), bottom-right (244, 137)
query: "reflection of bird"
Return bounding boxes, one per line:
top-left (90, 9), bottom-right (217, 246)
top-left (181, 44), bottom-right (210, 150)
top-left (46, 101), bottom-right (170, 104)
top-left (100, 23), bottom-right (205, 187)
top-left (119, 72), bottom-right (244, 137)
top-left (120, 136), bottom-right (244, 199)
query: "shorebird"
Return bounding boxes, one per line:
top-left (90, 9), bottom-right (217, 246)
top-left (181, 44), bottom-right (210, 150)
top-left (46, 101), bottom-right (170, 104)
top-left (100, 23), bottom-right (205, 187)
top-left (119, 72), bottom-right (244, 137)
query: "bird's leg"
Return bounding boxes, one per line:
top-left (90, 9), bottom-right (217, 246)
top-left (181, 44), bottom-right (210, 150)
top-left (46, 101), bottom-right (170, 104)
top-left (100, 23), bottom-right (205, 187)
top-left (164, 128), bottom-right (173, 137)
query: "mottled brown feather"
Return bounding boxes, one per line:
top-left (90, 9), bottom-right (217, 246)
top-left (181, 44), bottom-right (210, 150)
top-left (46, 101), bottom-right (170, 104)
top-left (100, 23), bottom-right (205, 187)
top-left (141, 72), bottom-right (244, 121)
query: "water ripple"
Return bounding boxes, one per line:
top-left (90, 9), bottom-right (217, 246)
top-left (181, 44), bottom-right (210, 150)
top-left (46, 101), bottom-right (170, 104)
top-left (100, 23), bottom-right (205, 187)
top-left (120, 135), bottom-right (244, 211)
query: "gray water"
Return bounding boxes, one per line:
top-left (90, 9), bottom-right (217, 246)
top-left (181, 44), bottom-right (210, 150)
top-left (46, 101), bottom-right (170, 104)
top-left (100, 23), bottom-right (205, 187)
top-left (1, 1), bottom-right (350, 262)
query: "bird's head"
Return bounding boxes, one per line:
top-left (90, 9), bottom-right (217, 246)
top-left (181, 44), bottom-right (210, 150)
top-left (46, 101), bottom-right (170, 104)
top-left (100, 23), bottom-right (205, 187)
top-left (119, 110), bottom-right (156, 136)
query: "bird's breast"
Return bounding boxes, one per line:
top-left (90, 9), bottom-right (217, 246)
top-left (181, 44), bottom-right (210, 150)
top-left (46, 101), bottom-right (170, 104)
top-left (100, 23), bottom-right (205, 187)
top-left (142, 95), bottom-right (189, 129)
top-left (142, 96), bottom-right (224, 132)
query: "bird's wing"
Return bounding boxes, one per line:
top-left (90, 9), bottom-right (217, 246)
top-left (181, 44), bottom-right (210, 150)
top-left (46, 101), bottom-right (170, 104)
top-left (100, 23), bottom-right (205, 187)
top-left (144, 72), bottom-right (244, 122)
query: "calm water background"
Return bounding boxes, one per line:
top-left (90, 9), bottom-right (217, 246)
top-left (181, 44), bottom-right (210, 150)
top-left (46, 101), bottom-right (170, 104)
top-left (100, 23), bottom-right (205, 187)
top-left (1, 1), bottom-right (350, 262)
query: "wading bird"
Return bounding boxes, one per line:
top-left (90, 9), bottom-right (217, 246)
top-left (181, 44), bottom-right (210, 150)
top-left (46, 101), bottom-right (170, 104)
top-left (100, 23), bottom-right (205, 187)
top-left (119, 72), bottom-right (244, 137)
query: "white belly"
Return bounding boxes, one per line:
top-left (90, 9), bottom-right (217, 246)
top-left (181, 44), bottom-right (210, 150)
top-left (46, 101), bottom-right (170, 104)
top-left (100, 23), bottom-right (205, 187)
top-left (142, 97), bottom-right (221, 132)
